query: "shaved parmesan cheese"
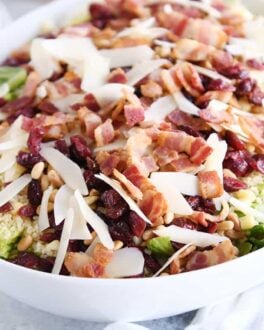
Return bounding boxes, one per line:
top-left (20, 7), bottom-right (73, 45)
top-left (99, 46), bottom-right (154, 69)
top-left (94, 139), bottom-right (126, 152)
top-left (116, 26), bottom-right (168, 40)
top-left (144, 95), bottom-right (177, 123)
top-left (86, 237), bottom-right (100, 256)
top-left (0, 149), bottom-right (19, 174)
top-left (131, 17), bottom-right (156, 28)
top-left (154, 225), bottom-right (228, 247)
top-left (40, 146), bottom-right (88, 195)
top-left (70, 195), bottom-right (92, 240)
top-left (0, 134), bottom-right (28, 152)
top-left (38, 186), bottom-right (53, 232)
top-left (54, 185), bottom-right (74, 225)
top-left (52, 94), bottom-right (84, 113)
top-left (173, 91), bottom-right (200, 116)
top-left (105, 248), bottom-right (144, 278)
top-left (0, 174), bottom-right (31, 208)
top-left (150, 172), bottom-right (199, 196)
top-left (74, 189), bottom-right (114, 249)
top-left (150, 176), bottom-right (193, 215)
top-left (92, 84), bottom-right (134, 108)
top-left (126, 59), bottom-right (169, 86)
top-left (153, 243), bottom-right (193, 277)
top-left (52, 208), bottom-right (74, 275)
top-left (229, 197), bottom-right (264, 220)
top-left (154, 40), bottom-right (175, 48)
top-left (95, 173), bottom-right (151, 224)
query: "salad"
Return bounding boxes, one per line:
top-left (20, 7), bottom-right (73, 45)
top-left (0, 0), bottom-right (263, 278)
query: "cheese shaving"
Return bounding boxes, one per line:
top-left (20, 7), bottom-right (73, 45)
top-left (95, 173), bottom-right (151, 224)
top-left (144, 95), bottom-right (177, 123)
top-left (52, 208), bottom-right (74, 275)
top-left (40, 146), bottom-right (88, 195)
top-left (154, 225), bottom-right (228, 247)
top-left (54, 185), bottom-right (74, 225)
top-left (70, 195), bottom-right (92, 240)
top-left (173, 91), bottom-right (200, 116)
top-left (38, 186), bottom-right (53, 232)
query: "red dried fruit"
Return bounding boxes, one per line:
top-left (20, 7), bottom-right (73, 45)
top-left (223, 176), bottom-right (247, 192)
top-left (84, 93), bottom-right (100, 112)
top-left (40, 230), bottom-right (60, 243)
top-left (27, 180), bottom-right (43, 206)
top-left (54, 139), bottom-right (70, 156)
top-left (0, 202), bottom-right (12, 213)
top-left (101, 189), bottom-right (123, 208)
top-left (249, 85), bottom-right (264, 105)
top-left (178, 125), bottom-right (200, 137)
top-left (83, 169), bottom-right (98, 190)
top-left (253, 154), bottom-right (264, 174)
top-left (18, 204), bottom-right (36, 217)
top-left (0, 96), bottom-right (33, 113)
top-left (70, 135), bottom-right (91, 158)
top-left (38, 101), bottom-right (59, 114)
top-left (247, 59), bottom-right (264, 70)
top-left (206, 222), bottom-right (217, 234)
top-left (185, 196), bottom-right (216, 215)
top-left (17, 151), bottom-right (43, 169)
top-left (105, 204), bottom-right (128, 220)
top-left (11, 252), bottom-right (53, 273)
top-left (206, 78), bottom-right (234, 91)
top-left (219, 64), bottom-right (248, 80)
top-left (235, 78), bottom-right (254, 97)
top-left (27, 127), bottom-right (45, 154)
top-left (144, 252), bottom-right (160, 273)
top-left (223, 150), bottom-right (250, 177)
top-left (7, 107), bottom-right (37, 124)
top-left (225, 131), bottom-right (246, 151)
top-left (172, 217), bottom-right (198, 230)
top-left (109, 221), bottom-right (133, 245)
top-left (128, 211), bottom-right (146, 237)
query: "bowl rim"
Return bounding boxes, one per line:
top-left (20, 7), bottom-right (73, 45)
top-left (0, 0), bottom-right (263, 286)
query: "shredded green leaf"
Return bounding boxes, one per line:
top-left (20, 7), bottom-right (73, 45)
top-left (147, 236), bottom-right (174, 256)
top-left (0, 66), bottom-right (27, 99)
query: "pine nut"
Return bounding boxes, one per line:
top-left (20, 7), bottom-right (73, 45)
top-left (217, 221), bottom-right (234, 231)
top-left (164, 211), bottom-right (174, 225)
top-left (40, 175), bottom-right (49, 191)
top-left (143, 229), bottom-right (154, 241)
top-left (47, 202), bottom-right (54, 212)
top-left (85, 196), bottom-right (98, 205)
top-left (31, 162), bottom-right (45, 180)
top-left (114, 240), bottom-right (123, 250)
top-left (17, 235), bottom-right (33, 252)
top-left (48, 169), bottom-right (63, 188)
top-left (160, 272), bottom-right (169, 276)
top-left (49, 189), bottom-right (58, 202)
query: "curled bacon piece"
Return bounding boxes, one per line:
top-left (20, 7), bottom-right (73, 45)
top-left (124, 104), bottom-right (145, 127)
top-left (172, 39), bottom-right (214, 62)
top-left (124, 165), bottom-right (167, 224)
top-left (77, 107), bottom-right (102, 139)
top-left (94, 119), bottom-right (115, 147)
top-left (199, 106), bottom-right (232, 124)
top-left (198, 170), bottom-right (223, 199)
top-left (186, 240), bottom-right (237, 271)
top-left (157, 131), bottom-right (212, 165)
top-left (239, 116), bottom-right (264, 152)
top-left (157, 11), bottom-right (227, 48)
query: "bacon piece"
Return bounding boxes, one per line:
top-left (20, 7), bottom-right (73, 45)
top-left (23, 72), bottom-right (41, 98)
top-left (93, 243), bottom-right (114, 266)
top-left (186, 240), bottom-right (237, 271)
top-left (124, 104), bottom-right (145, 127)
top-left (157, 12), bottom-right (227, 48)
top-left (199, 107), bottom-right (232, 124)
top-left (198, 171), bottom-right (223, 199)
top-left (94, 119), bottom-right (115, 147)
top-left (173, 62), bottom-right (204, 97)
top-left (140, 80), bottom-right (163, 99)
top-left (157, 131), bottom-right (212, 165)
top-left (96, 151), bottom-right (123, 175)
top-left (77, 107), bottom-right (102, 139)
top-left (124, 165), bottom-right (167, 223)
top-left (169, 155), bottom-right (198, 173)
top-left (196, 91), bottom-right (233, 107)
top-left (113, 169), bottom-right (143, 200)
top-left (239, 116), bottom-right (264, 151)
top-left (107, 68), bottom-right (127, 84)
top-left (172, 39), bottom-right (214, 62)
top-left (168, 110), bottom-right (208, 131)
top-left (160, 69), bottom-right (180, 94)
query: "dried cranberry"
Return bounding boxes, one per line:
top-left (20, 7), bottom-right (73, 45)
top-left (38, 101), bottom-right (59, 114)
top-left (235, 78), bottom-right (254, 97)
top-left (249, 85), bottom-right (264, 105)
top-left (7, 107), bottom-right (37, 124)
top-left (128, 211), bottom-right (146, 237)
top-left (18, 204), bottom-right (36, 217)
top-left (0, 98), bottom-right (6, 107)
top-left (0, 96), bottom-right (33, 113)
top-left (3, 54), bottom-right (30, 67)
top-left (70, 135), bottom-right (91, 165)
top-left (54, 139), bottom-right (70, 156)
top-left (27, 127), bottom-right (44, 154)
top-left (225, 131), bottom-right (246, 151)
top-left (223, 176), bottom-right (247, 192)
top-left (172, 217), bottom-right (198, 230)
top-left (178, 125), bottom-right (200, 137)
top-left (17, 151), bottom-right (42, 169)
top-left (185, 196), bottom-right (216, 215)
top-left (206, 78), bottom-right (234, 91)
top-left (143, 252), bottom-right (160, 273)
top-left (101, 189), bottom-right (123, 207)
top-left (219, 64), bottom-right (248, 80)
top-left (247, 59), bottom-right (264, 70)
top-left (86, 157), bottom-right (99, 172)
top-left (40, 229), bottom-right (60, 243)
top-left (105, 204), bottom-right (128, 220)
top-left (83, 169), bottom-right (98, 190)
top-left (0, 202), bottom-right (12, 213)
top-left (206, 222), bottom-right (217, 234)
top-left (90, 3), bottom-right (114, 28)
top-left (109, 221), bottom-right (133, 245)
top-left (84, 93), bottom-right (100, 112)
top-left (224, 150), bottom-right (250, 177)
top-left (253, 154), bottom-right (264, 174)
top-left (27, 180), bottom-right (43, 206)
top-left (11, 252), bottom-right (53, 273)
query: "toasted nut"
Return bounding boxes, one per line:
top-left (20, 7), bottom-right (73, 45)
top-left (17, 235), bottom-right (33, 252)
top-left (156, 225), bottom-right (165, 231)
top-left (31, 162), bottom-right (45, 180)
top-left (84, 231), bottom-right (97, 245)
top-left (48, 169), bottom-right (64, 188)
top-left (47, 202), bottom-right (54, 212)
top-left (164, 212), bottom-right (174, 225)
top-left (114, 240), bottom-right (123, 250)
top-left (49, 189), bottom-right (58, 202)
top-left (133, 236), bottom-right (142, 245)
top-left (160, 272), bottom-right (169, 276)
top-left (217, 221), bottom-right (234, 231)
top-left (90, 189), bottom-right (99, 197)
top-left (225, 229), bottom-right (246, 239)
top-left (36, 206), bottom-right (40, 215)
top-left (85, 195), bottom-right (98, 205)
top-left (143, 229), bottom-right (154, 241)
top-left (40, 175), bottom-right (49, 191)
top-left (228, 212), bottom-right (241, 231)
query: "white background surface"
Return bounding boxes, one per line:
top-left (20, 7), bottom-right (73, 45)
top-left (0, 1), bottom-right (194, 329)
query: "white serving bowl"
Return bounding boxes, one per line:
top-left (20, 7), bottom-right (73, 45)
top-left (0, 0), bottom-right (263, 322)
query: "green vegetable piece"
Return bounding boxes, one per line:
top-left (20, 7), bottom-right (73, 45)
top-left (248, 224), bottom-right (264, 248)
top-left (0, 66), bottom-right (27, 98)
top-left (0, 225), bottom-right (22, 259)
top-left (147, 236), bottom-right (174, 256)
top-left (237, 241), bottom-right (252, 256)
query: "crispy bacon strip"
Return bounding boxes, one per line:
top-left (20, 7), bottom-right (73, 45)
top-left (157, 131), bottom-right (212, 165)
top-left (198, 171), bottom-right (223, 199)
top-left (124, 104), bottom-right (145, 127)
top-left (199, 107), bottom-right (232, 124)
top-left (157, 11), bottom-right (227, 48)
top-left (239, 116), bottom-right (264, 152)
top-left (172, 39), bottom-right (214, 62)
top-left (186, 240), bottom-right (237, 271)
top-left (77, 107), bottom-right (102, 139)
top-left (94, 119), bottom-right (115, 147)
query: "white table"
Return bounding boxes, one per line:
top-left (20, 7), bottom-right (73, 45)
top-left (0, 1), bottom-right (195, 329)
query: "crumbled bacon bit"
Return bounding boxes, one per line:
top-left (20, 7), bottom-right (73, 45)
top-left (94, 119), bottom-right (115, 147)
top-left (198, 171), bottom-right (223, 199)
top-left (107, 68), bottom-right (127, 84)
top-left (140, 80), bottom-right (163, 99)
top-left (124, 104), bottom-right (145, 126)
